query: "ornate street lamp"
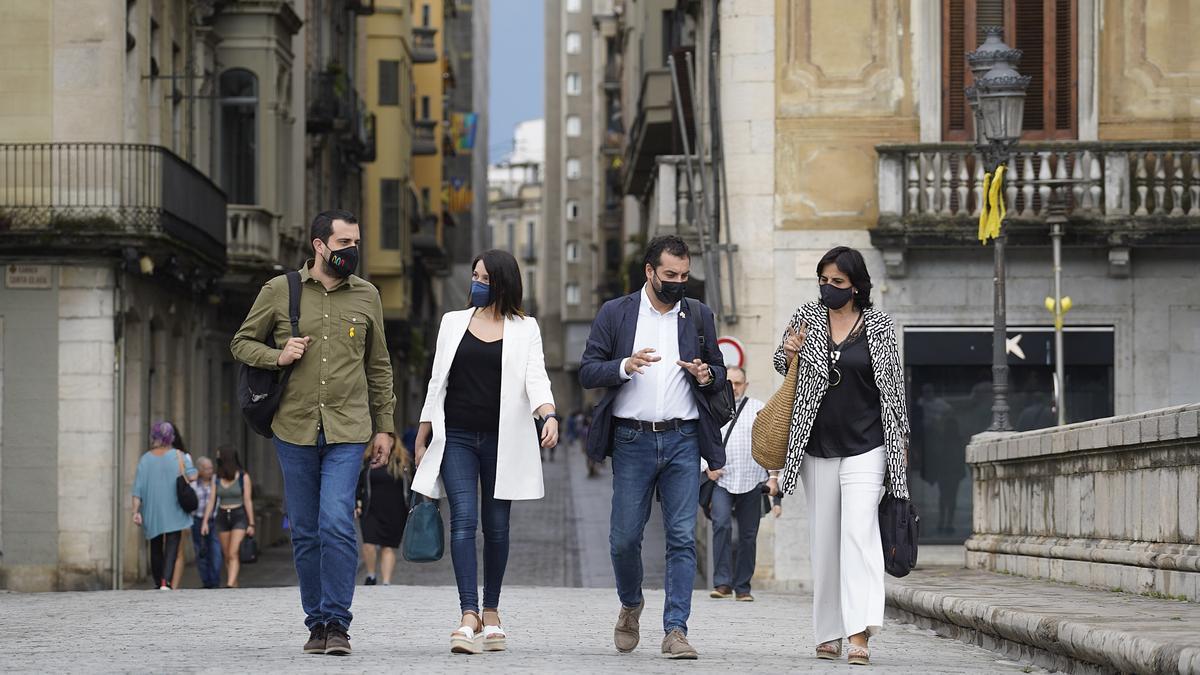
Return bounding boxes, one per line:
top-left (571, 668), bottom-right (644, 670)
top-left (966, 27), bottom-right (1031, 432)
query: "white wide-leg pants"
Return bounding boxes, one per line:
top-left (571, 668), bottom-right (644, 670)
top-left (800, 446), bottom-right (886, 644)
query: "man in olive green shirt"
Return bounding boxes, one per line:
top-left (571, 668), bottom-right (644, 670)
top-left (231, 210), bottom-right (395, 656)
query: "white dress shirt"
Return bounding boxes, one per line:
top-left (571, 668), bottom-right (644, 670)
top-left (613, 286), bottom-right (699, 422)
top-left (708, 396), bottom-right (768, 494)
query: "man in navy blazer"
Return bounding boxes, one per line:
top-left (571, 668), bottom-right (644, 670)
top-left (579, 235), bottom-right (726, 660)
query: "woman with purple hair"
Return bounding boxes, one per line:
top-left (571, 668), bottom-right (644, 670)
top-left (132, 421), bottom-right (197, 590)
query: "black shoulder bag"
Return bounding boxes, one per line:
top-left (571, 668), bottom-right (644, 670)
top-left (879, 494), bottom-right (920, 577)
top-left (684, 298), bottom-right (735, 427)
top-left (238, 271), bottom-right (302, 438)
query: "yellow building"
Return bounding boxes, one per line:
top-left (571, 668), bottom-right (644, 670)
top-left (361, 0), bottom-right (416, 320)
top-left (411, 0), bottom-right (448, 274)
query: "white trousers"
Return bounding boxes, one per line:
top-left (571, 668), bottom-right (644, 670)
top-left (800, 446), bottom-right (886, 644)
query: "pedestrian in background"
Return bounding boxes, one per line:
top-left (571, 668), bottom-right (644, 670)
top-left (131, 421), bottom-right (197, 590)
top-left (204, 450), bottom-right (255, 588)
top-left (580, 235), bottom-right (727, 660)
top-left (703, 366), bottom-right (775, 603)
top-left (357, 442), bottom-right (410, 586)
top-left (231, 210), bottom-right (396, 656)
top-left (169, 422), bottom-right (193, 590)
top-left (413, 249), bottom-right (557, 655)
top-left (190, 456), bottom-right (222, 589)
top-left (774, 246), bottom-right (911, 667)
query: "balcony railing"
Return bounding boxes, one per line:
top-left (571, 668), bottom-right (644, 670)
top-left (0, 142), bottom-right (227, 265)
top-left (874, 141), bottom-right (1200, 249)
top-left (226, 205), bottom-right (279, 266)
top-left (623, 68), bottom-right (674, 195)
top-left (413, 27), bottom-right (438, 64)
top-left (414, 119), bottom-right (438, 155)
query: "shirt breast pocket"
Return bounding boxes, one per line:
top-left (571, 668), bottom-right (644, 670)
top-left (341, 313), bottom-right (368, 356)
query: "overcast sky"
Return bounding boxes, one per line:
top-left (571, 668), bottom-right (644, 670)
top-left (488, 1), bottom-right (544, 163)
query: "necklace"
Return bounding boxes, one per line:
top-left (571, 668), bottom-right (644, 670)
top-left (826, 309), bottom-right (863, 387)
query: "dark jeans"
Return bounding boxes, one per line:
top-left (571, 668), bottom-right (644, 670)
top-left (274, 431), bottom-right (366, 631)
top-left (609, 421), bottom-right (701, 635)
top-left (711, 485), bottom-right (762, 594)
top-left (191, 515), bottom-right (223, 588)
top-left (441, 429), bottom-right (511, 614)
top-left (149, 531), bottom-right (182, 588)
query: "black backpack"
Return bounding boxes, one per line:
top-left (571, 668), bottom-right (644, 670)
top-left (879, 495), bottom-right (920, 577)
top-left (238, 271), bottom-right (301, 438)
top-left (684, 298), bottom-right (735, 427)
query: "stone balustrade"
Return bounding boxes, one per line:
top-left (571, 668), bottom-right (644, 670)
top-left (226, 205), bottom-right (279, 266)
top-left (965, 403), bottom-right (1200, 602)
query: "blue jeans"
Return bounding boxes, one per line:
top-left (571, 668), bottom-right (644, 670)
top-left (274, 431), bottom-right (366, 631)
top-left (441, 429), bottom-right (512, 614)
top-left (190, 515), bottom-right (223, 588)
top-left (711, 485), bottom-right (762, 594)
top-left (610, 421), bottom-right (701, 635)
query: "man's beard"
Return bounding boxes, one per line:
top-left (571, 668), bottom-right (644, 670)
top-left (319, 253), bottom-right (337, 277)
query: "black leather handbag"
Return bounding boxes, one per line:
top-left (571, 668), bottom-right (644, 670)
top-left (684, 299), bottom-right (735, 427)
top-left (879, 495), bottom-right (920, 577)
top-left (175, 451), bottom-right (199, 514)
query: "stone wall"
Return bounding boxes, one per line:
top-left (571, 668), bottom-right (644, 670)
top-left (966, 404), bottom-right (1200, 602)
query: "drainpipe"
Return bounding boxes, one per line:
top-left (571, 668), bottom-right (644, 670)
top-left (111, 266), bottom-right (126, 590)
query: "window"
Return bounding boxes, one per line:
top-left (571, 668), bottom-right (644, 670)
top-left (566, 0), bottom-right (581, 12)
top-left (380, 179), bottom-right (401, 249)
top-left (566, 32), bottom-right (582, 54)
top-left (566, 115), bottom-right (581, 137)
top-left (525, 221), bottom-right (536, 260)
top-left (566, 73), bottom-right (581, 95)
top-left (566, 158), bottom-right (581, 180)
top-left (420, 187), bottom-right (432, 215)
top-left (422, 3), bottom-right (431, 26)
top-left (485, 222), bottom-right (494, 248)
top-left (566, 283), bottom-right (581, 305)
top-left (379, 60), bottom-right (400, 106)
top-left (566, 200), bottom-right (580, 220)
top-left (218, 68), bottom-right (258, 204)
top-left (942, 0), bottom-right (1077, 141)
top-left (507, 222), bottom-right (516, 252)
top-left (421, 95), bottom-right (431, 120)
top-left (566, 241), bottom-right (580, 262)
top-left (526, 271), bottom-right (536, 300)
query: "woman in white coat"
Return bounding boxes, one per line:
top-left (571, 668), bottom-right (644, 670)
top-left (412, 249), bottom-right (557, 655)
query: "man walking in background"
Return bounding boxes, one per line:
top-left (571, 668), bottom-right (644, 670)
top-left (580, 235), bottom-right (727, 660)
top-left (231, 210), bottom-right (396, 656)
top-left (703, 366), bottom-right (776, 602)
top-left (189, 456), bottom-right (222, 589)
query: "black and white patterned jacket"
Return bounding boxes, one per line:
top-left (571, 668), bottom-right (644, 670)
top-left (772, 301), bottom-right (911, 499)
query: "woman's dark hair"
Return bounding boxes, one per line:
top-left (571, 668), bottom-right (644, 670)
top-left (216, 447), bottom-right (244, 482)
top-left (469, 249), bottom-right (525, 318)
top-left (167, 422), bottom-right (187, 454)
top-left (643, 235), bottom-right (690, 269)
top-left (816, 246), bottom-right (874, 309)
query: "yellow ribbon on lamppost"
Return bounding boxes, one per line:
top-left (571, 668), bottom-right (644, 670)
top-left (977, 164), bottom-right (1007, 243)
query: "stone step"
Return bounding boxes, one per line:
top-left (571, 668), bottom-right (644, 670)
top-left (886, 566), bottom-right (1200, 675)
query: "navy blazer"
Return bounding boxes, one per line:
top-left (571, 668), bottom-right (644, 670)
top-left (579, 290), bottom-right (728, 469)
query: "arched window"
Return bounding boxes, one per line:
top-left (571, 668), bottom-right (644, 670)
top-left (219, 69), bottom-right (258, 204)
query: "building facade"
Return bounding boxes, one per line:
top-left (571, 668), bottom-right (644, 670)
top-left (488, 119), bottom-right (546, 313)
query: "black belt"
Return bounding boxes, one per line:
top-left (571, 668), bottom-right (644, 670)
top-left (614, 418), bottom-right (695, 433)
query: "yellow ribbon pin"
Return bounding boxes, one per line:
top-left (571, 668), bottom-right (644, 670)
top-left (349, 326), bottom-right (355, 338)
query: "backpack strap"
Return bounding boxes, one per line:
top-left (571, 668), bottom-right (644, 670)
top-left (286, 270), bottom-right (301, 338)
top-left (685, 298), bottom-right (707, 359)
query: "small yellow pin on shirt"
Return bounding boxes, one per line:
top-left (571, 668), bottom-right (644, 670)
top-left (349, 326), bottom-right (355, 338)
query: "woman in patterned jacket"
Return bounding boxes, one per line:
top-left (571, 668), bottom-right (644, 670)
top-left (774, 246), bottom-right (910, 667)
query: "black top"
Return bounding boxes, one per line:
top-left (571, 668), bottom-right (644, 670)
top-left (444, 330), bottom-right (503, 433)
top-left (805, 329), bottom-right (885, 458)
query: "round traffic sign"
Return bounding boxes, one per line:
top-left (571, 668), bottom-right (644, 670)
top-left (717, 336), bottom-right (745, 369)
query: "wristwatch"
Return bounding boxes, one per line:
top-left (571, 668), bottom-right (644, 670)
top-left (542, 413), bottom-right (560, 421)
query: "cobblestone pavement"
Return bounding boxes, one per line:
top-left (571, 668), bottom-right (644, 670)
top-left (1, 583), bottom-right (1052, 674)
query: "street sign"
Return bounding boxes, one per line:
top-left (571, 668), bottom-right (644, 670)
top-left (717, 336), bottom-right (745, 369)
top-left (5, 264), bottom-right (52, 289)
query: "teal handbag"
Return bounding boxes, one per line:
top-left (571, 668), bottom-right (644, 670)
top-left (402, 491), bottom-right (445, 563)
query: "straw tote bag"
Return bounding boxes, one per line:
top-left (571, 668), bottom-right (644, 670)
top-left (751, 356), bottom-right (799, 471)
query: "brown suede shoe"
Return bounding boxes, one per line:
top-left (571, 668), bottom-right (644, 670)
top-left (324, 624), bottom-right (352, 656)
top-left (614, 599), bottom-right (644, 653)
top-left (709, 585), bottom-right (733, 599)
top-left (302, 624), bottom-right (326, 654)
top-left (661, 629), bottom-right (699, 659)
top-left (735, 592), bottom-right (754, 602)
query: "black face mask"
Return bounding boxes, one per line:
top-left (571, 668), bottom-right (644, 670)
top-left (819, 283), bottom-right (854, 310)
top-left (323, 245), bottom-right (359, 278)
top-left (652, 273), bottom-right (688, 305)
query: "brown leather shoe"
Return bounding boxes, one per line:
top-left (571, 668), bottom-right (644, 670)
top-left (709, 585), bottom-right (733, 599)
top-left (661, 629), bottom-right (699, 659)
top-left (735, 592), bottom-right (754, 602)
top-left (302, 624), bottom-right (326, 654)
top-left (614, 599), bottom-right (644, 653)
top-left (324, 624), bottom-right (352, 656)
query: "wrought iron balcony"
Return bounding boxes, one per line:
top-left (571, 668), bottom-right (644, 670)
top-left (226, 205), bottom-right (279, 268)
top-left (413, 27), bottom-right (438, 64)
top-left (0, 142), bottom-right (227, 267)
top-left (623, 68), bottom-right (674, 195)
top-left (413, 119), bottom-right (439, 156)
top-left (873, 142), bottom-right (1200, 254)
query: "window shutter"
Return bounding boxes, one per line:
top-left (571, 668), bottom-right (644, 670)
top-left (1014, 0), bottom-right (1046, 133)
top-left (944, 0), bottom-right (969, 139)
top-left (1054, 0), bottom-right (1075, 135)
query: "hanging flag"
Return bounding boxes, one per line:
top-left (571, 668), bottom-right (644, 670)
top-left (450, 113), bottom-right (478, 154)
top-left (977, 164), bottom-right (1007, 244)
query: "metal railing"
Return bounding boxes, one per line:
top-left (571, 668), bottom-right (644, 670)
top-left (414, 119), bottom-right (439, 155)
top-left (877, 141), bottom-right (1200, 220)
top-left (413, 27), bottom-right (438, 63)
top-left (0, 142), bottom-right (226, 262)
